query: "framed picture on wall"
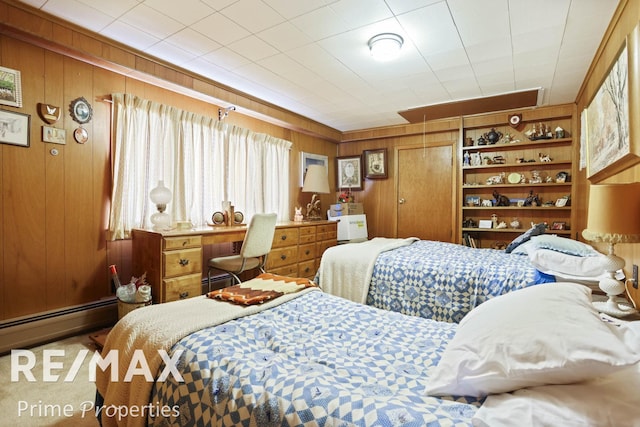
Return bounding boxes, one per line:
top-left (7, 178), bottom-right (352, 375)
top-left (363, 148), bottom-right (388, 179)
top-left (0, 66), bottom-right (22, 108)
top-left (336, 155), bottom-right (362, 190)
top-left (300, 152), bottom-right (328, 186)
top-left (584, 25), bottom-right (640, 181)
top-left (0, 109), bottom-right (30, 147)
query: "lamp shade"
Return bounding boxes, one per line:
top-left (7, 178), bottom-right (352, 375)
top-left (150, 180), bottom-right (172, 206)
top-left (302, 164), bottom-right (330, 194)
top-left (582, 183), bottom-right (640, 243)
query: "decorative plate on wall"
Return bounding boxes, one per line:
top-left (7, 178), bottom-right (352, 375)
top-left (69, 97), bottom-right (93, 124)
top-left (73, 127), bottom-right (88, 144)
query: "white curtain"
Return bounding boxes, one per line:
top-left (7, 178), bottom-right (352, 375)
top-left (108, 93), bottom-right (291, 240)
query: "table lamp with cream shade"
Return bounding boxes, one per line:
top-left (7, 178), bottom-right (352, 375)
top-left (302, 164), bottom-right (330, 220)
top-left (582, 182), bottom-right (640, 317)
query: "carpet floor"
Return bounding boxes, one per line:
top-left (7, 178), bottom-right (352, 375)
top-left (0, 333), bottom-right (102, 426)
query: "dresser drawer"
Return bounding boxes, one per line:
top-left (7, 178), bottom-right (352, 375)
top-left (163, 247), bottom-right (202, 278)
top-left (163, 235), bottom-right (202, 250)
top-left (298, 243), bottom-right (316, 261)
top-left (266, 246), bottom-right (298, 269)
top-left (162, 273), bottom-right (202, 302)
top-left (268, 264), bottom-right (298, 277)
top-left (298, 260), bottom-right (316, 279)
top-left (317, 230), bottom-right (337, 241)
top-left (316, 240), bottom-right (336, 258)
top-left (317, 224), bottom-right (337, 234)
top-left (272, 227), bottom-right (299, 248)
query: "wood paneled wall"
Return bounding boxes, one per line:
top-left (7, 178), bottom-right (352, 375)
top-left (0, 3), bottom-right (337, 321)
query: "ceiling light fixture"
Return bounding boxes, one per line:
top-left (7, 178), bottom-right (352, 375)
top-left (368, 33), bottom-right (403, 61)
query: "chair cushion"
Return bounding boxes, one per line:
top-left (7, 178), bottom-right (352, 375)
top-left (208, 255), bottom-right (261, 273)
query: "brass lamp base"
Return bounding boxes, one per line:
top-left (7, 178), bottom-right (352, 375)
top-left (306, 194), bottom-right (323, 221)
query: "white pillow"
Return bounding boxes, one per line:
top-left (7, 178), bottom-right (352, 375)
top-left (528, 234), bottom-right (600, 257)
top-left (529, 248), bottom-right (610, 277)
top-left (424, 282), bottom-right (640, 397)
top-left (472, 362), bottom-right (640, 427)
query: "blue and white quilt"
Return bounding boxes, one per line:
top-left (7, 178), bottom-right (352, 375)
top-left (148, 291), bottom-right (481, 426)
top-left (367, 240), bottom-right (539, 323)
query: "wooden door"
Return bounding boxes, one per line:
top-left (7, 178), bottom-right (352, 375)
top-left (396, 143), bottom-right (455, 242)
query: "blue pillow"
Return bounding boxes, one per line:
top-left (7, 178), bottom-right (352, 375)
top-left (528, 234), bottom-right (599, 257)
top-left (505, 223), bottom-right (547, 253)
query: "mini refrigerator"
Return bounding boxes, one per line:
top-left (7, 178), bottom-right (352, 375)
top-left (327, 213), bottom-right (368, 243)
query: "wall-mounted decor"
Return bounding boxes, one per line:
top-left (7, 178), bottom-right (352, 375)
top-left (584, 24), bottom-right (640, 181)
top-left (0, 109), bottom-right (29, 147)
top-left (38, 103), bottom-right (61, 124)
top-left (74, 127), bottom-right (88, 144)
top-left (42, 125), bottom-right (66, 144)
top-left (0, 66), bottom-right (22, 107)
top-left (69, 96), bottom-right (93, 124)
top-left (363, 148), bottom-right (388, 179)
top-left (300, 152), bottom-right (328, 186)
top-left (336, 155), bottom-right (362, 190)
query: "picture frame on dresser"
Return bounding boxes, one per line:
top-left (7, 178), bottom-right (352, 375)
top-left (583, 23), bottom-right (640, 182)
top-left (363, 148), bottom-right (388, 179)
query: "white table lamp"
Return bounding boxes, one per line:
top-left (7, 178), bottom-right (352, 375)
top-left (302, 164), bottom-right (330, 220)
top-left (582, 183), bottom-right (640, 317)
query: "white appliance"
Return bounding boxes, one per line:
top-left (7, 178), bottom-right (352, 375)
top-left (327, 212), bottom-right (368, 243)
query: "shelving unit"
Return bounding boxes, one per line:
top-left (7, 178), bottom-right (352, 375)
top-left (459, 105), bottom-right (576, 248)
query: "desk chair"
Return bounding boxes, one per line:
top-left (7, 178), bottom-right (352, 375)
top-left (207, 213), bottom-right (277, 290)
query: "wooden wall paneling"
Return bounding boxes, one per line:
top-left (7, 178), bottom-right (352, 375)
top-left (1, 37), bottom-right (47, 319)
top-left (43, 49), bottom-right (67, 310)
top-left (62, 57), bottom-right (98, 305)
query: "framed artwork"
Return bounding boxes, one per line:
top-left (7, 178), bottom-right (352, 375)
top-left (551, 222), bottom-right (566, 230)
top-left (465, 195), bottom-right (480, 206)
top-left (363, 148), bottom-right (388, 179)
top-left (584, 25), bottom-right (640, 181)
top-left (0, 109), bottom-right (30, 147)
top-left (336, 155), bottom-right (362, 190)
top-left (42, 125), bottom-right (66, 144)
top-left (300, 152), bottom-right (328, 186)
top-left (0, 66), bottom-right (22, 108)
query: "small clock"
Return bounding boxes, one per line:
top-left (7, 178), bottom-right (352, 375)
top-left (508, 114), bottom-right (522, 128)
top-left (69, 97), bottom-right (93, 124)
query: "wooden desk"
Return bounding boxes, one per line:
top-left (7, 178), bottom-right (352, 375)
top-left (131, 221), bottom-right (337, 303)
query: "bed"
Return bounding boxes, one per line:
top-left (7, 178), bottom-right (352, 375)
top-left (95, 277), bottom-right (640, 427)
top-left (316, 225), bottom-right (613, 323)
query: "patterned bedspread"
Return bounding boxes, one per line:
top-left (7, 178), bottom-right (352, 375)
top-left (367, 240), bottom-right (538, 323)
top-left (148, 291), bottom-right (481, 426)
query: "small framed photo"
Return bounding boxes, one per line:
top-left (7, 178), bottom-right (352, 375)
top-left (551, 221), bottom-right (566, 230)
top-left (336, 155), bottom-right (362, 190)
top-left (300, 152), bottom-right (328, 186)
top-left (478, 219), bottom-right (493, 229)
top-left (0, 109), bottom-right (30, 147)
top-left (0, 66), bottom-right (22, 107)
top-left (555, 196), bottom-right (570, 207)
top-left (42, 125), bottom-right (66, 144)
top-left (465, 195), bottom-right (480, 206)
top-left (363, 148), bottom-right (387, 179)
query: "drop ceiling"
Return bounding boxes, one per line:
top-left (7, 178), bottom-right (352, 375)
top-left (18, 0), bottom-right (619, 132)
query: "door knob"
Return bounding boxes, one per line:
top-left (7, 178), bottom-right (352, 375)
top-left (399, 198), bottom-right (405, 204)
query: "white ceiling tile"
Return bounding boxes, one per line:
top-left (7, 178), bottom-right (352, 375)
top-left (22, 0), bottom-right (620, 131)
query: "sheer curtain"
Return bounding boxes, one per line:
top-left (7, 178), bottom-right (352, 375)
top-left (108, 93), bottom-right (291, 240)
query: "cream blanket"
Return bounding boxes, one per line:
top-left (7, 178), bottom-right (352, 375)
top-left (317, 237), bottom-right (419, 304)
top-left (95, 287), bottom-right (319, 427)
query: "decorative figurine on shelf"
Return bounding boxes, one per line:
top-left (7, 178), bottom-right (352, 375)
top-left (486, 172), bottom-right (505, 185)
top-left (463, 151), bottom-right (470, 166)
top-left (539, 153), bottom-right (552, 162)
top-left (491, 213), bottom-right (499, 227)
top-left (294, 206), bottom-right (304, 222)
top-left (523, 190), bottom-right (541, 207)
top-left (496, 221), bottom-right (507, 229)
top-left (483, 128), bottom-right (503, 144)
top-left (510, 217), bottom-right (521, 229)
top-left (470, 152), bottom-right (482, 166)
top-left (555, 126), bottom-right (565, 138)
top-left (492, 190), bottom-right (511, 206)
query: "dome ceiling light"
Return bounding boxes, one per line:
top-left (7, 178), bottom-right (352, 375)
top-left (368, 33), bottom-right (403, 61)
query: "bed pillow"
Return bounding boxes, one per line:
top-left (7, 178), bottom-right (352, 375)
top-left (529, 248), bottom-right (610, 278)
top-left (472, 363), bottom-right (640, 427)
top-left (504, 223), bottom-right (547, 253)
top-left (424, 282), bottom-right (640, 397)
top-left (528, 234), bottom-right (600, 257)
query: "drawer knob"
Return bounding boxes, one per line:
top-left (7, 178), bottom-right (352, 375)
top-left (179, 259), bottom-right (189, 266)
top-left (280, 254), bottom-right (287, 260)
top-left (281, 235), bottom-right (287, 240)
top-left (305, 250), bottom-right (310, 255)
top-left (179, 292), bottom-right (189, 299)
top-left (304, 267), bottom-right (310, 273)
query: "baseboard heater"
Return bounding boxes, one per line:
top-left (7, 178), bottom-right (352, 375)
top-left (0, 297), bottom-right (118, 355)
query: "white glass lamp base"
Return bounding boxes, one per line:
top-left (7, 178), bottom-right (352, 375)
top-left (593, 298), bottom-right (637, 318)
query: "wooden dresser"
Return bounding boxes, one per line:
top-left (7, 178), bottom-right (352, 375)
top-left (131, 220), bottom-right (337, 303)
